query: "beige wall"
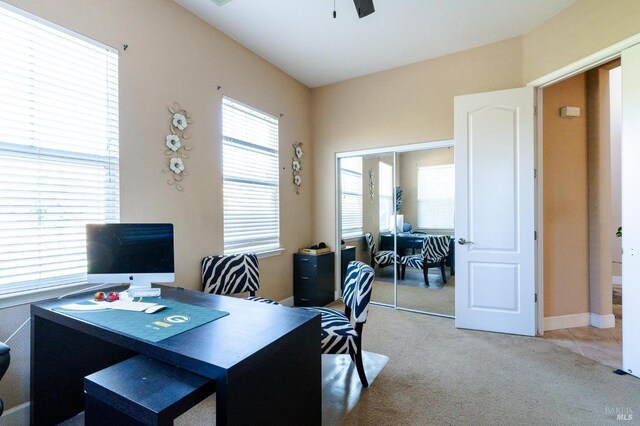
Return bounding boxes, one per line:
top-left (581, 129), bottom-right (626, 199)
top-left (398, 148), bottom-right (454, 231)
top-left (586, 64), bottom-right (617, 316)
top-left (0, 0), bottom-right (311, 412)
top-left (522, 0), bottom-right (640, 83)
top-left (542, 74), bottom-right (589, 317)
top-left (311, 36), bottom-right (524, 247)
top-left (609, 67), bottom-right (622, 277)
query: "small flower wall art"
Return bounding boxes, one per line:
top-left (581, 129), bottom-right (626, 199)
top-left (292, 141), bottom-right (303, 194)
top-left (163, 103), bottom-right (192, 191)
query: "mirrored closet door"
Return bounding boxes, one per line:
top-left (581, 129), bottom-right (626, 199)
top-left (337, 141), bottom-right (455, 318)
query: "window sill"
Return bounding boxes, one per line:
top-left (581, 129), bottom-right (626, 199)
top-left (255, 248), bottom-right (285, 259)
top-left (0, 281), bottom-right (95, 310)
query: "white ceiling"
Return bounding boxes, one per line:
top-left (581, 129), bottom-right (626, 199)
top-left (175, 0), bottom-right (576, 88)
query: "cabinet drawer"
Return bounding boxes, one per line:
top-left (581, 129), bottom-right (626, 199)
top-left (294, 295), bottom-right (315, 307)
top-left (294, 262), bottom-right (316, 280)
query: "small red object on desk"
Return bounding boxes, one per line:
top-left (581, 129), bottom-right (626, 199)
top-left (106, 292), bottom-right (119, 302)
top-left (94, 292), bottom-right (105, 301)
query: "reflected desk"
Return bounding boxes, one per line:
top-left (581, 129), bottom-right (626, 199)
top-left (379, 233), bottom-right (455, 275)
top-left (31, 285), bottom-right (321, 425)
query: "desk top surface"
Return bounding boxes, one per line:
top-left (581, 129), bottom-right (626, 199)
top-left (31, 286), bottom-right (319, 380)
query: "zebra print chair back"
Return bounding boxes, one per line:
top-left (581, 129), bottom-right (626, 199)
top-left (342, 261), bottom-right (375, 323)
top-left (364, 232), bottom-right (376, 255)
top-left (201, 254), bottom-right (260, 296)
top-left (424, 235), bottom-right (451, 261)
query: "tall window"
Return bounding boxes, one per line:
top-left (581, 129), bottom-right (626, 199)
top-left (417, 164), bottom-right (455, 229)
top-left (222, 97), bottom-right (280, 254)
top-left (340, 157), bottom-right (363, 239)
top-left (379, 161), bottom-right (393, 232)
top-left (0, 4), bottom-right (119, 296)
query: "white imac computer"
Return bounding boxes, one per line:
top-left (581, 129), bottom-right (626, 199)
top-left (86, 223), bottom-right (175, 297)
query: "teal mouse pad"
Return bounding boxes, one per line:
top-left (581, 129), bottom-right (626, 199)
top-left (54, 298), bottom-right (229, 343)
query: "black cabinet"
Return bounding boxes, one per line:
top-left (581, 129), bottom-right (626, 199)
top-left (294, 252), bottom-right (335, 307)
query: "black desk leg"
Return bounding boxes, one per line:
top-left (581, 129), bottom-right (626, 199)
top-left (215, 319), bottom-right (322, 425)
top-left (30, 316), bottom-right (134, 425)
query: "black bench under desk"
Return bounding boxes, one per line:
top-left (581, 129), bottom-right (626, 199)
top-left (84, 355), bottom-right (215, 426)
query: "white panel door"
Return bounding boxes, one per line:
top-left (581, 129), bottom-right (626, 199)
top-left (622, 44), bottom-right (640, 378)
top-left (454, 87), bottom-right (536, 336)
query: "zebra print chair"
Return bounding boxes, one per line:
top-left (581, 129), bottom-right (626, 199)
top-left (201, 254), bottom-right (279, 305)
top-left (400, 235), bottom-right (451, 286)
top-left (364, 232), bottom-right (401, 274)
top-left (301, 261), bottom-right (375, 387)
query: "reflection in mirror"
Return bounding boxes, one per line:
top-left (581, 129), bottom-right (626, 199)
top-left (338, 153), bottom-right (396, 307)
top-left (395, 147), bottom-right (455, 316)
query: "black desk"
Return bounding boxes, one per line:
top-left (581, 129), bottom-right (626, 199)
top-left (379, 233), bottom-right (455, 275)
top-left (30, 285), bottom-right (321, 425)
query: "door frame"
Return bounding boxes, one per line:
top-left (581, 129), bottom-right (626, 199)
top-left (529, 33), bottom-right (640, 336)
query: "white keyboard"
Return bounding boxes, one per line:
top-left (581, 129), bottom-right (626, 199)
top-left (98, 300), bottom-right (158, 312)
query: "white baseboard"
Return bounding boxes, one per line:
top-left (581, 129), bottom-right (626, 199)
top-left (0, 402), bottom-right (30, 426)
top-left (590, 313), bottom-right (616, 329)
top-left (612, 275), bottom-right (622, 287)
top-left (278, 296), bottom-right (294, 307)
top-left (544, 312), bottom-right (616, 331)
top-left (544, 313), bottom-right (590, 331)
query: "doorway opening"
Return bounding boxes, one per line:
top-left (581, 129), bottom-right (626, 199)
top-left (541, 60), bottom-right (622, 369)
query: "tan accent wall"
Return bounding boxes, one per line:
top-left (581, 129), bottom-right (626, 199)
top-left (0, 0), bottom-right (311, 411)
top-left (523, 0), bottom-right (640, 83)
top-left (542, 74), bottom-right (589, 317)
top-left (398, 148), bottom-right (454, 231)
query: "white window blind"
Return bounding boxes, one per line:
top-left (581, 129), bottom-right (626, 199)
top-left (417, 164), bottom-right (455, 229)
top-left (0, 4), bottom-right (119, 296)
top-left (222, 97), bottom-right (280, 254)
top-left (340, 157), bottom-right (363, 239)
top-left (379, 161), bottom-right (393, 232)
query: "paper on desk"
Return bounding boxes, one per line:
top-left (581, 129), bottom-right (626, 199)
top-left (59, 301), bottom-right (110, 311)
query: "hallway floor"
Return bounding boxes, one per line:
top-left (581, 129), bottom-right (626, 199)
top-left (544, 287), bottom-right (622, 369)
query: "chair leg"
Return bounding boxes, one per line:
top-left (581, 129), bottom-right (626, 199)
top-left (441, 260), bottom-right (448, 284)
top-left (354, 349), bottom-right (369, 388)
top-left (401, 264), bottom-right (406, 280)
top-left (423, 266), bottom-right (430, 286)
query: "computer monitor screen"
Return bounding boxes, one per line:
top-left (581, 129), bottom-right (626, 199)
top-left (86, 223), bottom-right (175, 289)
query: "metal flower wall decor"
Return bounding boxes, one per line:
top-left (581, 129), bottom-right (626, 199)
top-left (162, 103), bottom-right (192, 191)
top-left (292, 141), bottom-right (304, 194)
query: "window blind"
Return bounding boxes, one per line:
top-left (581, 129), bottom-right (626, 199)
top-left (379, 161), bottom-right (393, 232)
top-left (0, 4), bottom-right (119, 296)
top-left (417, 164), bottom-right (455, 229)
top-left (340, 157), bottom-right (363, 239)
top-left (222, 97), bottom-right (280, 254)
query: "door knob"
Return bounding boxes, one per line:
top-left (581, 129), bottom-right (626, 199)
top-left (458, 238), bottom-right (474, 245)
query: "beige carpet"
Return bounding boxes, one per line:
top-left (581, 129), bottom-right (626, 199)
top-left (372, 268), bottom-right (455, 316)
top-left (343, 306), bottom-right (639, 425)
top-left (171, 303), bottom-right (640, 425)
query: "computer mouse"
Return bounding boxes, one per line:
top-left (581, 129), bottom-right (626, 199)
top-left (144, 305), bottom-right (166, 314)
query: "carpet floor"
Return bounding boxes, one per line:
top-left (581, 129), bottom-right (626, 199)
top-left (172, 303), bottom-right (639, 425)
top-left (342, 305), bottom-right (639, 425)
top-left (372, 267), bottom-right (454, 316)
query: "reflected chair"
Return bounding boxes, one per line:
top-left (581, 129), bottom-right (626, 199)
top-left (302, 261), bottom-right (375, 387)
top-left (400, 235), bottom-right (451, 286)
top-left (364, 232), bottom-right (401, 275)
top-left (201, 254), bottom-right (279, 305)
top-left (0, 341), bottom-right (9, 417)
